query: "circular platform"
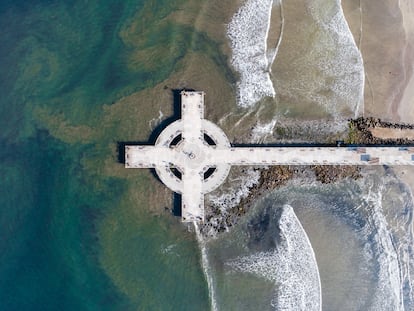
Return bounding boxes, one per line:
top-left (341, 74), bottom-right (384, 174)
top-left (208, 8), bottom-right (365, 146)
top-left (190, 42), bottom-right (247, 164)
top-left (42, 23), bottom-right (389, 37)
top-left (154, 118), bottom-right (231, 195)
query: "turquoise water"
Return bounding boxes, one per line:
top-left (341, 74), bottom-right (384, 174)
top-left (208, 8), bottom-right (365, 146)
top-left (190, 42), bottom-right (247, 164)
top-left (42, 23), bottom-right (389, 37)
top-left (0, 0), bottom-right (213, 309)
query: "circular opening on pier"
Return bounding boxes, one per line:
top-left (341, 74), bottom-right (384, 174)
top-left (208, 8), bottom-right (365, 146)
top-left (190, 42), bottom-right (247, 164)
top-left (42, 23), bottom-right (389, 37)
top-left (170, 167), bottom-right (182, 180)
top-left (169, 134), bottom-right (182, 147)
top-left (203, 133), bottom-right (217, 146)
top-left (203, 167), bottom-right (217, 180)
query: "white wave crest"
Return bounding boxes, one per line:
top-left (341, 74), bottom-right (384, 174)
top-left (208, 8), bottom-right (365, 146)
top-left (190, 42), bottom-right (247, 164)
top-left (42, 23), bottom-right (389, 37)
top-left (148, 109), bottom-right (164, 129)
top-left (363, 183), bottom-right (404, 310)
top-left (307, 1), bottom-right (365, 117)
top-left (204, 168), bottom-right (261, 236)
top-left (227, 0), bottom-right (276, 107)
top-left (250, 119), bottom-right (277, 142)
top-left (208, 168), bottom-right (261, 212)
top-left (226, 205), bottom-right (322, 310)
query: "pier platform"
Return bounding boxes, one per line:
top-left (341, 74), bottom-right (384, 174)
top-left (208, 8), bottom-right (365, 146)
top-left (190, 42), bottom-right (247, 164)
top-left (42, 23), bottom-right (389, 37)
top-left (125, 91), bottom-right (414, 222)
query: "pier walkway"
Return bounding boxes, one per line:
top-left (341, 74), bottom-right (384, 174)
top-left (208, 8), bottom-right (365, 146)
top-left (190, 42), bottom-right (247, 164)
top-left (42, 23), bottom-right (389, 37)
top-left (125, 91), bottom-right (414, 222)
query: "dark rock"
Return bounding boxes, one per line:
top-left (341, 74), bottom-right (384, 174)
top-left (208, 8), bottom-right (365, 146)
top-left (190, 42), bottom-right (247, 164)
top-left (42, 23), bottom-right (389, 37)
top-left (348, 117), bottom-right (414, 145)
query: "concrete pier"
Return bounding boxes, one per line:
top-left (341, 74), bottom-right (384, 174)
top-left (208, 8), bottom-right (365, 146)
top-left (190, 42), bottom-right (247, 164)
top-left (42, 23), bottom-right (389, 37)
top-left (125, 91), bottom-right (414, 222)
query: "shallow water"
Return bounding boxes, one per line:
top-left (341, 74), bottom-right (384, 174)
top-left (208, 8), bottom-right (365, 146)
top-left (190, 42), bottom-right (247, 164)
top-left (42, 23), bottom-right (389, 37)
top-left (205, 170), bottom-right (413, 310)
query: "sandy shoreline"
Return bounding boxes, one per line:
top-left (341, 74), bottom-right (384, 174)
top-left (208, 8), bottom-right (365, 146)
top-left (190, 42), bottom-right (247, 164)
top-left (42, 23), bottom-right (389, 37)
top-left (369, 127), bottom-right (414, 140)
top-left (343, 0), bottom-right (414, 123)
top-left (397, 0), bottom-right (414, 123)
top-left (342, 0), bottom-right (414, 201)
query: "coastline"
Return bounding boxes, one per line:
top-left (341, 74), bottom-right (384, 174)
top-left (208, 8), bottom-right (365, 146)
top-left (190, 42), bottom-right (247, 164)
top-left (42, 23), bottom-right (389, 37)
top-left (3, 0), bottom-right (414, 310)
top-left (390, 7), bottom-right (414, 252)
top-left (203, 164), bottom-right (361, 235)
top-left (343, 0), bottom-right (414, 123)
top-left (397, 0), bottom-right (414, 123)
top-left (203, 115), bottom-right (414, 236)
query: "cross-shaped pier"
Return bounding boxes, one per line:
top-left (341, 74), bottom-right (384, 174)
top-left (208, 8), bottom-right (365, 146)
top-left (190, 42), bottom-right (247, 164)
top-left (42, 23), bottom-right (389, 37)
top-left (125, 91), bottom-right (414, 222)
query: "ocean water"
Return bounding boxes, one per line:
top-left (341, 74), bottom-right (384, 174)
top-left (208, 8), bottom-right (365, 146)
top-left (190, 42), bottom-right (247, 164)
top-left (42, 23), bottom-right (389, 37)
top-left (1, 0), bottom-right (413, 311)
top-left (0, 0), bottom-right (211, 310)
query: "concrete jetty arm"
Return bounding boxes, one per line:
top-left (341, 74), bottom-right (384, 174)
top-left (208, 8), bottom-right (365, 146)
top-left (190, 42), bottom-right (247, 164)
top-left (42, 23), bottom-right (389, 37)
top-left (182, 169), bottom-right (204, 222)
top-left (125, 146), bottom-right (175, 168)
top-left (216, 147), bottom-right (414, 166)
top-left (181, 91), bottom-right (204, 143)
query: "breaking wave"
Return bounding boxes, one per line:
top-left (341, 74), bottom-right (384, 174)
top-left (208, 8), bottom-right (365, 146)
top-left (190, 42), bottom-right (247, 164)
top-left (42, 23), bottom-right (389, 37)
top-left (361, 179), bottom-right (413, 310)
top-left (227, 0), bottom-right (276, 107)
top-left (205, 168), bottom-right (261, 236)
top-left (226, 205), bottom-right (322, 310)
top-left (227, 0), bottom-right (365, 116)
top-left (207, 169), bottom-right (413, 310)
top-left (307, 0), bottom-right (365, 117)
top-left (270, 173), bottom-right (414, 311)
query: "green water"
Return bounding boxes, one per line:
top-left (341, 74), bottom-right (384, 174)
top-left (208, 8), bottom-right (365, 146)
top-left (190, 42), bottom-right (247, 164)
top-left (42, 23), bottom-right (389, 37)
top-left (0, 0), bottom-right (219, 309)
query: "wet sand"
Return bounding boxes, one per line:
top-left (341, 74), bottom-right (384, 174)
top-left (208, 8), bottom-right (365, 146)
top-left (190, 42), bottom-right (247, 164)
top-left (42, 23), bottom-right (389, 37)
top-left (369, 127), bottom-right (414, 140)
top-left (343, 0), bottom-right (414, 123)
top-left (397, 0), bottom-right (414, 123)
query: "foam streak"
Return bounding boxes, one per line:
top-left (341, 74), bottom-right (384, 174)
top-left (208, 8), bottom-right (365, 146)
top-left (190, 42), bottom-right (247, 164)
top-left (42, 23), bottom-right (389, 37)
top-left (194, 222), bottom-right (219, 311)
top-left (364, 184), bottom-right (404, 310)
top-left (267, 0), bottom-right (285, 72)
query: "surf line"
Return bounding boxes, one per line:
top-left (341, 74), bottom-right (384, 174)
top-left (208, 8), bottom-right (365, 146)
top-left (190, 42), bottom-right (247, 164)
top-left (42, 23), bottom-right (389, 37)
top-left (267, 0), bottom-right (285, 74)
top-left (194, 222), bottom-right (219, 311)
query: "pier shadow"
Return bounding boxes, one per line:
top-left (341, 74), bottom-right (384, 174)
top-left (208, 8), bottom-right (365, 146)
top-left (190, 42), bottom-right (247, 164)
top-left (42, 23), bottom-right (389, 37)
top-left (231, 142), bottom-right (339, 148)
top-left (172, 193), bottom-right (182, 217)
top-left (231, 141), bottom-right (414, 148)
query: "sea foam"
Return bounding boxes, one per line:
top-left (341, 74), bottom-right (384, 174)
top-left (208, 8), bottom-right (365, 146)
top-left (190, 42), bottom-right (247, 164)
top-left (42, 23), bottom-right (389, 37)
top-left (208, 168), bottom-right (260, 212)
top-left (227, 0), bottom-right (276, 107)
top-left (362, 182), bottom-right (405, 310)
top-left (194, 222), bottom-right (219, 311)
top-left (205, 168), bottom-right (261, 236)
top-left (307, 1), bottom-right (365, 117)
top-left (228, 0), bottom-right (364, 116)
top-left (226, 205), bottom-right (322, 310)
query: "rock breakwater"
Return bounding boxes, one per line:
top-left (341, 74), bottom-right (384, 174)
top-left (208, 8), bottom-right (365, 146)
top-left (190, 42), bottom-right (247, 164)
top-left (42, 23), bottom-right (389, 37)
top-left (203, 164), bottom-right (361, 235)
top-left (348, 117), bottom-right (414, 144)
